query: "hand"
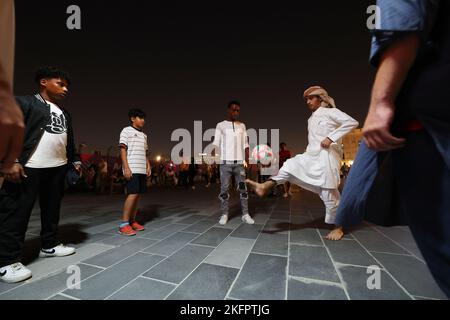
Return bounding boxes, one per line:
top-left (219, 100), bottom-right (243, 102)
top-left (146, 167), bottom-right (151, 178)
top-left (0, 89), bottom-right (25, 168)
top-left (320, 137), bottom-right (333, 149)
top-left (123, 167), bottom-right (132, 180)
top-left (2, 163), bottom-right (27, 183)
top-left (363, 99), bottom-right (406, 151)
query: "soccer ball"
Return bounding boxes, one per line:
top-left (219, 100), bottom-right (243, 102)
top-left (251, 144), bottom-right (274, 165)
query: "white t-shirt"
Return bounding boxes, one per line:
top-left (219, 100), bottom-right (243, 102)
top-left (212, 120), bottom-right (249, 162)
top-left (26, 101), bottom-right (68, 168)
top-left (119, 126), bottom-right (148, 174)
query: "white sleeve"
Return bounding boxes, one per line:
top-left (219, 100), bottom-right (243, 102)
top-left (145, 134), bottom-right (148, 152)
top-left (212, 123), bottom-right (222, 148)
top-left (119, 129), bottom-right (129, 147)
top-left (327, 109), bottom-right (359, 142)
top-left (243, 124), bottom-right (249, 149)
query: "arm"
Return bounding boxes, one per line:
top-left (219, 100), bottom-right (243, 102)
top-left (321, 109), bottom-right (359, 149)
top-left (244, 124), bottom-right (250, 165)
top-left (211, 124), bottom-right (221, 157)
top-left (363, 33), bottom-right (419, 151)
top-left (327, 110), bottom-right (359, 143)
top-left (145, 135), bottom-right (151, 177)
top-left (146, 154), bottom-right (151, 177)
top-left (0, 72), bottom-right (24, 171)
top-left (119, 145), bottom-right (132, 180)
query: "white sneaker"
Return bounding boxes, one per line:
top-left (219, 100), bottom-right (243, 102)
top-left (242, 214), bottom-right (255, 225)
top-left (219, 215), bottom-right (228, 225)
top-left (39, 244), bottom-right (76, 258)
top-left (0, 263), bottom-right (32, 283)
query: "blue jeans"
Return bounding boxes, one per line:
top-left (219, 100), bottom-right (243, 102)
top-left (336, 132), bottom-right (450, 297)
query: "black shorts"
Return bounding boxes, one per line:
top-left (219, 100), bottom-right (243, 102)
top-left (125, 174), bottom-right (147, 195)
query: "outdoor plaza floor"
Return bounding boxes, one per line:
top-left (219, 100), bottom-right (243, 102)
top-left (0, 184), bottom-right (447, 300)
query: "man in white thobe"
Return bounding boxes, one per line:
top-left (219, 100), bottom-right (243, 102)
top-left (247, 86), bottom-right (358, 232)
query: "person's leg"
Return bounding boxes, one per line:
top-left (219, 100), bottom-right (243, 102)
top-left (0, 167), bottom-right (40, 268)
top-left (39, 165), bottom-right (68, 250)
top-left (320, 188), bottom-right (341, 225)
top-left (130, 175), bottom-right (146, 231)
top-left (283, 182), bottom-right (291, 197)
top-left (318, 188), bottom-right (344, 241)
top-left (233, 165), bottom-right (253, 223)
top-left (120, 175), bottom-right (141, 235)
top-left (130, 196), bottom-right (140, 222)
top-left (394, 131), bottom-right (450, 297)
top-left (218, 164), bottom-right (232, 224)
top-left (245, 168), bottom-right (291, 197)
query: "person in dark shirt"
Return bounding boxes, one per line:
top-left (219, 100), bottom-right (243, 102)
top-left (0, 67), bottom-right (80, 283)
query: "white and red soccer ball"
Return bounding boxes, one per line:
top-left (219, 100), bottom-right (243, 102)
top-left (251, 144), bottom-right (274, 165)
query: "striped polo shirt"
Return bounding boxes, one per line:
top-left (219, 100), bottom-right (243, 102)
top-left (119, 126), bottom-right (148, 174)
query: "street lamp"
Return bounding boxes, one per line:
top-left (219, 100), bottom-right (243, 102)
top-left (156, 155), bottom-right (161, 162)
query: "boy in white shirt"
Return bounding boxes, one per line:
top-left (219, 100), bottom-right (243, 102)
top-left (118, 109), bottom-right (151, 236)
top-left (0, 67), bottom-right (80, 283)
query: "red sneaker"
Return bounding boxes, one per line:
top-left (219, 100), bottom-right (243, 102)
top-left (130, 221), bottom-right (145, 231)
top-left (119, 224), bottom-right (137, 236)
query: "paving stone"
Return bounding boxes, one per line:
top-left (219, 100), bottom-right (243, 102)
top-left (288, 278), bottom-right (347, 300)
top-left (191, 228), bottom-right (232, 247)
top-left (144, 244), bottom-right (214, 284)
top-left (82, 238), bottom-right (157, 268)
top-left (63, 253), bottom-right (165, 300)
top-left (167, 263), bottom-right (238, 300)
top-left (372, 252), bottom-right (447, 300)
top-left (175, 215), bottom-right (207, 225)
top-left (138, 224), bottom-right (188, 240)
top-left (325, 239), bottom-right (378, 267)
top-left (142, 232), bottom-right (199, 256)
top-left (229, 253), bottom-right (287, 300)
top-left (352, 230), bottom-right (409, 255)
top-left (252, 233), bottom-right (288, 256)
top-left (230, 224), bottom-right (263, 240)
top-left (338, 265), bottom-right (411, 300)
top-left (182, 220), bottom-right (217, 233)
top-left (0, 264), bottom-right (102, 300)
top-left (107, 277), bottom-right (175, 300)
top-left (205, 238), bottom-right (255, 269)
top-left (263, 219), bottom-right (290, 235)
top-left (289, 244), bottom-right (340, 283)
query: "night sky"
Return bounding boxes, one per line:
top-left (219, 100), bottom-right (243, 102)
top-left (13, 0), bottom-right (375, 157)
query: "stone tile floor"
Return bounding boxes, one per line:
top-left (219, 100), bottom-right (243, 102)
top-left (0, 185), bottom-right (447, 300)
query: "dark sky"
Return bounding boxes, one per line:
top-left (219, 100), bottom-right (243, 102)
top-left (14, 0), bottom-right (375, 157)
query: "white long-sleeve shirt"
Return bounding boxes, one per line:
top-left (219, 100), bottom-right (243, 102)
top-left (307, 107), bottom-right (359, 154)
top-left (281, 107), bottom-right (359, 189)
top-left (212, 120), bottom-right (249, 162)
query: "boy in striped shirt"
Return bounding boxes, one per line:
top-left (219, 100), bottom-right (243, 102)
top-left (118, 109), bottom-right (151, 236)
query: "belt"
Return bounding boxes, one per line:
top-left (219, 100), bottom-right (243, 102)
top-left (221, 160), bottom-right (244, 165)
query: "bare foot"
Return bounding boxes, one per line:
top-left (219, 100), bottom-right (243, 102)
top-left (325, 227), bottom-right (344, 241)
top-left (245, 179), bottom-right (274, 197)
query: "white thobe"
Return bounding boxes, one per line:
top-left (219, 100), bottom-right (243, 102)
top-left (272, 106), bottom-right (359, 224)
